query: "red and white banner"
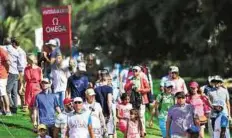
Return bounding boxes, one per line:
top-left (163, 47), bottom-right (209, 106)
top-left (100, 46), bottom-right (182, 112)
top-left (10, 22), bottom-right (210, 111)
top-left (42, 5), bottom-right (72, 55)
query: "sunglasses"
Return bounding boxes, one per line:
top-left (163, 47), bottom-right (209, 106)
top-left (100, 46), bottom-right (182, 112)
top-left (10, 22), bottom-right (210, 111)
top-left (66, 103), bottom-right (72, 106)
top-left (74, 101), bottom-right (82, 104)
top-left (171, 72), bottom-right (178, 74)
top-left (133, 70), bottom-right (138, 72)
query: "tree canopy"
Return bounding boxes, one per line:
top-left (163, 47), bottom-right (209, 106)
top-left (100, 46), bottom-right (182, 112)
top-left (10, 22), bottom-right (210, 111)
top-left (1, 0), bottom-right (232, 77)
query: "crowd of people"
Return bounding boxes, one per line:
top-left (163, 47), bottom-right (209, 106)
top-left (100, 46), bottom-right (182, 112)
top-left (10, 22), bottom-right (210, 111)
top-left (0, 37), bottom-right (231, 138)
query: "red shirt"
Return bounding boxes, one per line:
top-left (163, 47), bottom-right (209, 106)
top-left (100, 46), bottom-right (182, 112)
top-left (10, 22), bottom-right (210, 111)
top-left (0, 48), bottom-right (8, 79)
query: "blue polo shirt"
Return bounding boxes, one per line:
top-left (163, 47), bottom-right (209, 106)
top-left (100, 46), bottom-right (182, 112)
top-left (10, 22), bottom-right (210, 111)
top-left (35, 91), bottom-right (59, 126)
top-left (67, 74), bottom-right (89, 99)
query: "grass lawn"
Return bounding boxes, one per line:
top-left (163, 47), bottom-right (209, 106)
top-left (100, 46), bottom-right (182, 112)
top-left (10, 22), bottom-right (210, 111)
top-left (0, 79), bottom-right (214, 138)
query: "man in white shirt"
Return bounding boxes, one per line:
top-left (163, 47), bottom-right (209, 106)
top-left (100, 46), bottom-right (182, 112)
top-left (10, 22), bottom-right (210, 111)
top-left (84, 88), bottom-right (106, 138)
top-left (53, 98), bottom-right (74, 138)
top-left (67, 97), bottom-right (95, 138)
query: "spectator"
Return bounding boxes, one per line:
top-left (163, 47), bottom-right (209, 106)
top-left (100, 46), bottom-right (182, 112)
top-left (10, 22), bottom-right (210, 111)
top-left (84, 88), bottom-right (106, 138)
top-left (124, 66), bottom-right (151, 133)
top-left (207, 75), bottom-right (231, 137)
top-left (24, 54), bottom-right (42, 123)
top-left (4, 38), bottom-right (24, 114)
top-left (37, 124), bottom-right (52, 138)
top-left (116, 93), bottom-right (132, 137)
top-left (86, 54), bottom-right (100, 86)
top-left (166, 92), bottom-right (199, 138)
top-left (50, 54), bottom-right (70, 110)
top-left (94, 74), bottom-right (114, 137)
top-left (34, 78), bottom-right (61, 137)
top-left (160, 66), bottom-right (174, 92)
top-left (67, 97), bottom-right (95, 138)
top-left (186, 81), bottom-right (211, 138)
top-left (212, 100), bottom-right (230, 138)
top-left (150, 81), bottom-right (175, 138)
top-left (66, 62), bottom-right (88, 99)
top-left (119, 60), bottom-right (130, 93)
top-left (0, 46), bottom-right (11, 116)
top-left (169, 66), bottom-right (188, 95)
top-left (53, 98), bottom-right (74, 138)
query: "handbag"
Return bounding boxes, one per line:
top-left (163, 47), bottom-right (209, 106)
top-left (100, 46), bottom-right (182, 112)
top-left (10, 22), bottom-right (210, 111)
top-left (199, 115), bottom-right (208, 124)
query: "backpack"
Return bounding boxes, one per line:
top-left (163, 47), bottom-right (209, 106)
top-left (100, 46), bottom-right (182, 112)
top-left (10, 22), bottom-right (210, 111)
top-left (130, 88), bottom-right (142, 110)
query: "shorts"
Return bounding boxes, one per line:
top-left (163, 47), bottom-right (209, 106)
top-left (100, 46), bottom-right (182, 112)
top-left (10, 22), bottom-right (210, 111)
top-left (0, 79), bottom-right (7, 96)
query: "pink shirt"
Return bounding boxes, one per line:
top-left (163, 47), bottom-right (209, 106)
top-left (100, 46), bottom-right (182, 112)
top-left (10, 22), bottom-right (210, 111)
top-left (186, 95), bottom-right (204, 116)
top-left (127, 120), bottom-right (141, 138)
top-left (171, 77), bottom-right (188, 95)
top-left (116, 103), bottom-right (133, 119)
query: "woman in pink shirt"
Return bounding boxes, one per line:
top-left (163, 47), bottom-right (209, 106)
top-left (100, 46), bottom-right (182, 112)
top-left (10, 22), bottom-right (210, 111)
top-left (116, 93), bottom-right (132, 137)
top-left (186, 81), bottom-right (211, 138)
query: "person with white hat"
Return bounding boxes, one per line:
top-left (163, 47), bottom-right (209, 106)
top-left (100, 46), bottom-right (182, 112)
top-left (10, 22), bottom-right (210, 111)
top-left (67, 97), bottom-right (95, 138)
top-left (66, 62), bottom-right (89, 99)
top-left (84, 88), bottom-right (106, 138)
top-left (33, 78), bottom-right (61, 137)
top-left (207, 75), bottom-right (231, 137)
top-left (149, 81), bottom-right (175, 138)
top-left (37, 124), bottom-right (51, 138)
top-left (124, 65), bottom-right (151, 134)
top-left (212, 100), bottom-right (230, 138)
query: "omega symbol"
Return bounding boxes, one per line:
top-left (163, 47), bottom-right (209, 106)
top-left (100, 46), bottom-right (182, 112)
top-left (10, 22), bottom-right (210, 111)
top-left (52, 17), bottom-right (59, 25)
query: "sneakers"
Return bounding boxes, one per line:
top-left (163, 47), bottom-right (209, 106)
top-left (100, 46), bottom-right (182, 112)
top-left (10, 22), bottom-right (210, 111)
top-left (5, 112), bottom-right (12, 116)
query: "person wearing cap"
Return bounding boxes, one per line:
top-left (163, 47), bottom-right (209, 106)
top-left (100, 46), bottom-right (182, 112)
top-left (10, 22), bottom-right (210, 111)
top-left (66, 97), bottom-right (95, 138)
top-left (53, 98), bottom-right (74, 138)
top-left (168, 66), bottom-right (188, 95)
top-left (212, 100), bottom-right (230, 138)
top-left (24, 54), bottom-right (42, 124)
top-left (160, 66), bottom-right (175, 92)
top-left (207, 75), bottom-right (231, 137)
top-left (166, 92), bottom-right (199, 138)
top-left (37, 124), bottom-right (51, 138)
top-left (186, 81), bottom-right (212, 138)
top-left (0, 46), bottom-right (11, 116)
top-left (66, 61), bottom-right (89, 99)
top-left (124, 65), bottom-right (151, 134)
top-left (50, 54), bottom-right (70, 110)
top-left (149, 81), bottom-right (175, 138)
top-left (84, 88), bottom-right (106, 138)
top-left (33, 78), bottom-right (61, 137)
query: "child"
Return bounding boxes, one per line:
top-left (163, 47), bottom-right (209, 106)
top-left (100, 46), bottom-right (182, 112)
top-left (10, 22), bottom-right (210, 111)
top-left (36, 124), bottom-right (51, 138)
top-left (116, 93), bottom-right (133, 137)
top-left (212, 100), bottom-right (230, 138)
top-left (125, 109), bottom-right (144, 138)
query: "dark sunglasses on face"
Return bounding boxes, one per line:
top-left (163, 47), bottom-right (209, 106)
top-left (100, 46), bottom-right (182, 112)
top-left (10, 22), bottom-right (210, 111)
top-left (74, 101), bottom-right (82, 104)
top-left (171, 72), bottom-right (178, 74)
top-left (133, 70), bottom-right (138, 72)
top-left (167, 86), bottom-right (173, 89)
top-left (66, 103), bottom-right (72, 106)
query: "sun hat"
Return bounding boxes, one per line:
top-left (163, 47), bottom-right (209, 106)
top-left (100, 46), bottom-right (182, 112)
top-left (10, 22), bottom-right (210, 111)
top-left (189, 81), bottom-right (199, 88)
top-left (85, 89), bottom-right (96, 96)
top-left (212, 100), bottom-right (224, 108)
top-left (63, 98), bottom-right (73, 105)
top-left (38, 124), bottom-right (47, 130)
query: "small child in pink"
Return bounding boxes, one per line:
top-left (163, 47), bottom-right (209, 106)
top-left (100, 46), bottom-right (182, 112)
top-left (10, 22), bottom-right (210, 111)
top-left (116, 93), bottom-right (132, 136)
top-left (126, 109), bottom-right (144, 138)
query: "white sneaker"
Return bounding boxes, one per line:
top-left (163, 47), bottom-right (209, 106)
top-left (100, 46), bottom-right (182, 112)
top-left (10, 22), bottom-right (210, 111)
top-left (5, 112), bottom-right (12, 116)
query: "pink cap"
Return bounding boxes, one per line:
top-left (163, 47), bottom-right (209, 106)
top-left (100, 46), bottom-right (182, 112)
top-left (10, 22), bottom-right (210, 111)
top-left (189, 81), bottom-right (199, 88)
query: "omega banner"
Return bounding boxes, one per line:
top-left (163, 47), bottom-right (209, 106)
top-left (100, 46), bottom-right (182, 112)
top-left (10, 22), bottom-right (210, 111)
top-left (42, 5), bottom-right (72, 55)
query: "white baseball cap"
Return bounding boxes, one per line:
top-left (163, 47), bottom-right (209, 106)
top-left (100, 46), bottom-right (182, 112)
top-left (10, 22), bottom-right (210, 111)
top-left (133, 66), bottom-right (141, 72)
top-left (78, 62), bottom-right (86, 72)
top-left (170, 66), bottom-right (179, 72)
top-left (85, 89), bottom-right (96, 96)
top-left (73, 97), bottom-right (83, 102)
top-left (45, 39), bottom-right (57, 47)
top-left (164, 81), bottom-right (174, 87)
